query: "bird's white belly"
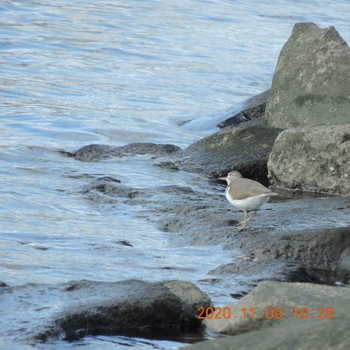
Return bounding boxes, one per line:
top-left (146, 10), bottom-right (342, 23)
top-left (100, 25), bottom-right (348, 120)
top-left (226, 192), bottom-right (271, 211)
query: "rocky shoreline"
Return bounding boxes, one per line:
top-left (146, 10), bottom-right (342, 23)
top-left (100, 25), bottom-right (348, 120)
top-left (2, 22), bottom-right (349, 348)
top-left (186, 22), bottom-right (350, 349)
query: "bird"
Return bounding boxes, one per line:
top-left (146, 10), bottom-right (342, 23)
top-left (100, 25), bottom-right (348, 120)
top-left (219, 171), bottom-right (278, 231)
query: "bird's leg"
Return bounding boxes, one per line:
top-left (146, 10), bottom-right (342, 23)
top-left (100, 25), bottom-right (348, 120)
top-left (243, 210), bottom-right (247, 221)
top-left (239, 210), bottom-right (257, 231)
top-left (239, 222), bottom-right (248, 231)
top-left (239, 210), bottom-right (249, 231)
top-left (246, 210), bottom-right (257, 224)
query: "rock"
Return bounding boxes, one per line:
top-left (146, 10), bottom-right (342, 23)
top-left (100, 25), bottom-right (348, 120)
top-left (268, 124), bottom-right (350, 195)
top-left (225, 227), bottom-right (350, 274)
top-left (115, 240), bottom-right (133, 247)
top-left (154, 161), bottom-right (179, 170)
top-left (179, 120), bottom-right (281, 181)
top-left (81, 177), bottom-right (143, 203)
top-left (163, 280), bottom-right (211, 316)
top-left (35, 279), bottom-right (212, 342)
top-left (217, 90), bottom-right (269, 128)
top-left (336, 248), bottom-right (350, 284)
top-left (158, 185), bottom-right (194, 195)
top-left (265, 22), bottom-right (350, 129)
top-left (157, 185), bottom-right (350, 283)
top-left (203, 281), bottom-right (348, 335)
top-left (210, 260), bottom-right (323, 284)
top-left (186, 281), bottom-right (350, 350)
top-left (64, 143), bottom-right (181, 162)
top-left (118, 142), bottom-right (181, 156)
top-left (0, 281), bottom-right (8, 287)
top-left (67, 144), bottom-right (114, 161)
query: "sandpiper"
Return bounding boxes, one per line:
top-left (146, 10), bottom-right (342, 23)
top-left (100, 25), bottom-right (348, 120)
top-left (219, 171), bottom-right (278, 231)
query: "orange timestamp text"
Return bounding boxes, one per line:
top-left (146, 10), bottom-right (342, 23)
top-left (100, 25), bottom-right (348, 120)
top-left (198, 306), bottom-right (334, 320)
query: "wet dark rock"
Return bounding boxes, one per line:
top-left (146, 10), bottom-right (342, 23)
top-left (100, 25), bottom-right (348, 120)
top-left (268, 124), bottom-right (350, 195)
top-left (158, 185), bottom-right (194, 195)
top-left (94, 176), bottom-right (121, 183)
top-left (115, 142), bottom-right (180, 157)
top-left (179, 120), bottom-right (281, 181)
top-left (265, 23), bottom-right (350, 129)
top-left (154, 161), bottom-right (179, 170)
top-left (210, 260), bottom-right (323, 284)
top-left (225, 227), bottom-right (350, 274)
top-left (229, 291), bottom-right (249, 299)
top-left (64, 143), bottom-right (181, 162)
top-left (0, 281), bottom-right (8, 287)
top-left (63, 144), bottom-right (114, 161)
top-left (116, 240), bottom-right (133, 247)
top-left (186, 281), bottom-right (350, 349)
top-left (35, 279), bottom-right (212, 342)
top-left (217, 90), bottom-right (269, 128)
top-left (81, 177), bottom-right (143, 203)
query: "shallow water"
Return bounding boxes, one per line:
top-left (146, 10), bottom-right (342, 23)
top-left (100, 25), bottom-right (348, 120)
top-left (1, 0), bottom-right (350, 348)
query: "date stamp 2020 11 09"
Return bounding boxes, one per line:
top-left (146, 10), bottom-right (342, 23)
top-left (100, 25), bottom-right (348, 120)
top-left (197, 306), bottom-right (334, 321)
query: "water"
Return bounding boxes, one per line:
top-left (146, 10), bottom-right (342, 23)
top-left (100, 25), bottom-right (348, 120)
top-left (1, 0), bottom-right (349, 349)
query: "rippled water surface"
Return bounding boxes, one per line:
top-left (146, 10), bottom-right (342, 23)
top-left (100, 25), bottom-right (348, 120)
top-left (1, 0), bottom-right (349, 348)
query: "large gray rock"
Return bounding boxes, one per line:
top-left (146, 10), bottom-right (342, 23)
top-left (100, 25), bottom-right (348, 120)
top-left (268, 124), bottom-right (350, 195)
top-left (187, 281), bottom-right (350, 350)
top-left (35, 279), bottom-right (212, 342)
top-left (265, 22), bottom-right (350, 129)
top-left (179, 120), bottom-right (280, 181)
top-left (203, 281), bottom-right (348, 335)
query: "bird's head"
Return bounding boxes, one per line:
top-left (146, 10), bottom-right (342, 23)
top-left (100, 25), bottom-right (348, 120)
top-left (218, 171), bottom-right (242, 183)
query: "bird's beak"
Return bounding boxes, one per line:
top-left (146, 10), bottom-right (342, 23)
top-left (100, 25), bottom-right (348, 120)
top-left (218, 176), bottom-right (227, 181)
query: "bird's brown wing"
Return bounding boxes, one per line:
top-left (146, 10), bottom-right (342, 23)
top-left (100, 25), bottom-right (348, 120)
top-left (231, 178), bottom-right (274, 200)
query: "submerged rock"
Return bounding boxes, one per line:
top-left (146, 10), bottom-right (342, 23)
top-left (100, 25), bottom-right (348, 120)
top-left (154, 161), bottom-right (179, 170)
top-left (268, 124), bottom-right (350, 195)
top-left (64, 142), bottom-right (181, 162)
top-left (35, 279), bottom-right (212, 342)
top-left (265, 22), bottom-right (350, 128)
top-left (81, 176), bottom-right (143, 203)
